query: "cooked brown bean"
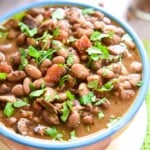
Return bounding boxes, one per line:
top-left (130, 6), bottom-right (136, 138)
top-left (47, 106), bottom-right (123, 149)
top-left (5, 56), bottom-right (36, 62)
top-left (20, 110), bottom-right (33, 119)
top-left (7, 29), bottom-right (19, 39)
top-left (124, 40), bottom-right (135, 49)
top-left (94, 21), bottom-right (105, 30)
top-left (43, 87), bottom-right (56, 102)
top-left (0, 84), bottom-right (10, 94)
top-left (82, 113), bottom-right (94, 125)
top-left (7, 71), bottom-right (26, 82)
top-left (35, 14), bottom-right (44, 23)
top-left (129, 61), bottom-right (142, 73)
top-left (33, 78), bottom-right (45, 89)
top-left (128, 74), bottom-right (141, 87)
top-left (0, 43), bottom-right (16, 53)
top-left (56, 48), bottom-right (69, 58)
top-left (57, 92), bottom-right (67, 102)
top-left (17, 33), bottom-right (26, 45)
top-left (120, 90), bottom-right (135, 100)
top-left (109, 63), bottom-right (121, 74)
top-left (103, 17), bottom-right (111, 24)
top-left (23, 77), bottom-right (31, 95)
top-left (97, 68), bottom-right (115, 79)
top-left (10, 52), bottom-right (21, 66)
top-left (34, 125), bottom-right (47, 136)
top-left (25, 64), bottom-right (42, 79)
top-left (101, 100), bottom-right (111, 109)
top-left (11, 84), bottom-right (24, 97)
top-left (120, 64), bottom-right (128, 75)
top-left (67, 110), bottom-right (80, 129)
top-left (16, 118), bottom-right (30, 135)
top-left (26, 37), bottom-right (36, 46)
top-left (29, 58), bottom-right (38, 67)
top-left (78, 83), bottom-right (89, 96)
top-left (71, 64), bottom-right (89, 79)
top-left (91, 59), bottom-right (102, 70)
top-left (52, 56), bottom-right (65, 64)
top-left (42, 110), bottom-right (59, 125)
top-left (119, 81), bottom-right (132, 90)
top-left (0, 95), bottom-right (16, 103)
top-left (39, 59), bottom-right (52, 75)
top-left (4, 117), bottom-right (17, 126)
top-left (108, 45), bottom-right (126, 55)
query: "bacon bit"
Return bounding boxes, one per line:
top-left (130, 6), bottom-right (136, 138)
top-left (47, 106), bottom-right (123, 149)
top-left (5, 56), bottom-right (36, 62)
top-left (0, 62), bottom-right (12, 73)
top-left (73, 35), bottom-right (92, 54)
top-left (54, 29), bottom-right (69, 43)
top-left (44, 64), bottom-right (66, 83)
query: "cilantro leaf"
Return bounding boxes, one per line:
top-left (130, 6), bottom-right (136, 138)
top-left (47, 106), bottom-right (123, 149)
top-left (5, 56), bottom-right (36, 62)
top-left (98, 111), bottom-right (104, 119)
top-left (4, 102), bottom-right (15, 118)
top-left (107, 115), bottom-right (120, 128)
top-left (70, 130), bottom-right (77, 140)
top-left (28, 45), bottom-right (40, 59)
top-left (53, 27), bottom-right (60, 37)
top-left (0, 73), bottom-right (7, 80)
top-left (94, 97), bottom-right (108, 106)
top-left (82, 8), bottom-right (94, 15)
top-left (29, 88), bottom-right (46, 98)
top-left (18, 22), bottom-right (37, 37)
top-left (66, 90), bottom-right (75, 101)
top-left (13, 12), bottom-right (26, 21)
top-left (13, 100), bottom-right (27, 108)
top-left (66, 54), bottom-right (74, 66)
top-left (80, 92), bottom-right (96, 105)
top-left (61, 101), bottom-right (73, 122)
top-left (87, 80), bottom-right (98, 90)
top-left (52, 8), bottom-right (65, 20)
top-left (59, 75), bottom-right (70, 87)
top-left (136, 80), bottom-right (143, 87)
top-left (45, 127), bottom-right (63, 140)
top-left (90, 31), bottom-right (111, 41)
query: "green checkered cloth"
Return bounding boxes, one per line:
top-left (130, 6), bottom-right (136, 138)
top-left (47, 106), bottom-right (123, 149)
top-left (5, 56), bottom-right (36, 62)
top-left (141, 40), bottom-right (150, 150)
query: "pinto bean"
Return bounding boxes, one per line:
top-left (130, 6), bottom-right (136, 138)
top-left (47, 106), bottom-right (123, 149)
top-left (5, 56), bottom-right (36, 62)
top-left (57, 92), bottom-right (67, 102)
top-left (73, 28), bottom-right (93, 38)
top-left (52, 56), bottom-right (65, 64)
top-left (25, 64), bottom-right (42, 79)
top-left (17, 33), bottom-right (26, 45)
top-left (0, 84), bottom-right (10, 94)
top-left (56, 48), bottom-right (69, 58)
top-left (0, 43), bottom-right (16, 53)
top-left (42, 110), bottom-right (59, 125)
top-left (109, 63), bottom-right (121, 74)
top-left (11, 52), bottom-right (21, 66)
top-left (11, 84), bottom-right (24, 97)
top-left (67, 110), bottom-right (80, 129)
top-left (7, 71), bottom-right (26, 82)
top-left (108, 45), bottom-right (126, 55)
top-left (92, 11), bottom-right (104, 19)
top-left (26, 37), bottom-right (36, 46)
top-left (120, 64), bottom-right (128, 75)
top-left (91, 59), bottom-right (102, 70)
top-left (119, 81), bottom-right (132, 90)
top-left (7, 29), bottom-right (19, 39)
top-left (16, 118), bottom-right (30, 135)
top-left (128, 74), bottom-right (141, 87)
top-left (94, 21), bottom-right (105, 30)
top-left (124, 40), bottom-right (135, 49)
top-left (129, 61), bottom-right (142, 73)
top-left (120, 89), bottom-right (135, 100)
top-left (34, 125), bottom-right (47, 136)
top-left (0, 95), bottom-right (16, 103)
top-left (78, 83), bottom-right (89, 96)
top-left (43, 87), bottom-right (56, 102)
top-left (0, 52), bottom-right (5, 62)
top-left (82, 112), bottom-right (94, 125)
top-left (33, 78), bottom-right (46, 89)
top-left (23, 77), bottom-right (31, 95)
top-left (39, 59), bottom-right (52, 75)
top-left (4, 117), bottom-right (17, 126)
top-left (35, 14), bottom-right (44, 23)
top-left (71, 64), bottom-right (89, 80)
top-left (20, 110), bottom-right (33, 119)
top-left (97, 68), bottom-right (115, 79)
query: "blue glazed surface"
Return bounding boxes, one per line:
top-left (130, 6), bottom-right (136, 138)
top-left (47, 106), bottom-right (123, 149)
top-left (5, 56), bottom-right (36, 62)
top-left (0, 1), bottom-right (149, 150)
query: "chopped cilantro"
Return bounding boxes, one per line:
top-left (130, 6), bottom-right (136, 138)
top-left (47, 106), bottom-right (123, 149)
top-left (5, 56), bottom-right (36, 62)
top-left (87, 80), bottom-right (98, 90)
top-left (13, 12), bottom-right (26, 21)
top-left (107, 115), bottom-right (120, 128)
top-left (66, 90), bottom-right (75, 101)
top-left (28, 45), bottom-right (41, 59)
top-left (3, 102), bottom-right (15, 118)
top-left (67, 36), bottom-right (77, 43)
top-left (53, 27), bottom-right (60, 37)
top-left (82, 8), bottom-right (94, 15)
top-left (90, 31), bottom-right (112, 41)
top-left (45, 127), bottom-right (63, 140)
top-left (94, 97), bottom-right (108, 106)
top-left (70, 130), bottom-right (76, 140)
top-left (59, 74), bottom-right (70, 87)
top-left (61, 101), bottom-right (73, 122)
top-left (29, 88), bottom-right (46, 98)
top-left (18, 22), bottom-right (37, 37)
top-left (122, 33), bottom-right (132, 42)
top-left (98, 111), bottom-right (104, 119)
top-left (66, 54), bottom-right (74, 66)
top-left (0, 73), bottom-right (7, 80)
top-left (52, 8), bottom-right (65, 20)
top-left (136, 80), bottom-right (143, 87)
top-left (80, 92), bottom-right (96, 105)
top-left (13, 99), bottom-right (27, 108)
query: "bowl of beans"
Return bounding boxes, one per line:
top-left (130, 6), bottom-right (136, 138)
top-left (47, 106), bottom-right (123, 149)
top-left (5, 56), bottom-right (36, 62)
top-left (0, 1), bottom-right (149, 149)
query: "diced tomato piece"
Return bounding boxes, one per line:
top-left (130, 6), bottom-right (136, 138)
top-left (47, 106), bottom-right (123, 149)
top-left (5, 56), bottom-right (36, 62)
top-left (54, 29), bottom-right (69, 43)
top-left (44, 64), bottom-right (66, 83)
top-left (0, 62), bottom-right (12, 73)
top-left (73, 35), bottom-right (92, 54)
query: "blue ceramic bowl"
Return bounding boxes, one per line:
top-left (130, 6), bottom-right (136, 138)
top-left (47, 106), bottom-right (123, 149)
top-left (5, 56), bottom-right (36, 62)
top-left (0, 1), bottom-right (149, 150)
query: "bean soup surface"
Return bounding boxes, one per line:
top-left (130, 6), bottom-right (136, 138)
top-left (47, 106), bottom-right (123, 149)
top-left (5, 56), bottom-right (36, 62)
top-left (0, 6), bottom-right (142, 141)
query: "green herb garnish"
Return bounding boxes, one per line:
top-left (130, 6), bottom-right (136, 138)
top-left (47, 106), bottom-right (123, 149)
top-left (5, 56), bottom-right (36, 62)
top-left (3, 102), bottom-right (15, 118)
top-left (29, 88), bottom-right (46, 98)
top-left (13, 12), bottom-right (26, 21)
top-left (52, 9), bottom-right (65, 20)
top-left (66, 54), bottom-right (74, 66)
top-left (87, 80), bottom-right (99, 90)
top-left (80, 92), bottom-right (96, 105)
top-left (0, 73), bottom-right (7, 80)
top-left (13, 100), bottom-right (27, 108)
top-left (66, 90), bottom-right (75, 101)
top-left (82, 8), bottom-right (94, 15)
top-left (70, 130), bottom-right (76, 140)
top-left (18, 22), bottom-right (37, 37)
top-left (59, 74), bottom-right (70, 87)
top-left (98, 111), bottom-right (104, 119)
top-left (53, 27), bottom-right (60, 37)
top-left (45, 127), bottom-right (63, 140)
top-left (136, 80), bottom-right (143, 87)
